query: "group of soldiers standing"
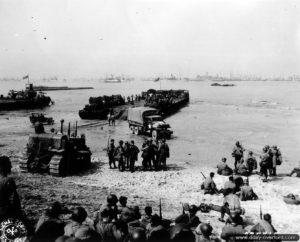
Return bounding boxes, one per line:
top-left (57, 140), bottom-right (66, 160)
top-left (107, 138), bottom-right (170, 172)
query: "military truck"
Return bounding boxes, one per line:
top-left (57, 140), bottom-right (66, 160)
top-left (19, 120), bottom-right (91, 176)
top-left (29, 112), bottom-right (54, 125)
top-left (128, 107), bottom-right (173, 140)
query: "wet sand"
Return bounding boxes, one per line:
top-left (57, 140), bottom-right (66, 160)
top-left (1, 80), bottom-right (300, 236)
top-left (2, 118), bottom-right (299, 236)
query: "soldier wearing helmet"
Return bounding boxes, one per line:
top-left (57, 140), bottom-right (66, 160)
top-left (231, 141), bottom-right (245, 170)
top-left (174, 204), bottom-right (200, 230)
top-left (64, 207), bottom-right (88, 237)
top-left (98, 194), bottom-right (119, 222)
top-left (114, 140), bottom-right (125, 172)
top-left (0, 156), bottom-right (22, 221)
top-left (157, 138), bottom-right (170, 171)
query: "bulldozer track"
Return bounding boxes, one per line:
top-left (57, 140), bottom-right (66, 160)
top-left (49, 155), bottom-right (62, 176)
top-left (19, 152), bottom-right (28, 173)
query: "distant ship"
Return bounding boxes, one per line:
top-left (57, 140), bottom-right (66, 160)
top-left (0, 83), bottom-right (53, 111)
top-left (104, 75), bottom-right (123, 83)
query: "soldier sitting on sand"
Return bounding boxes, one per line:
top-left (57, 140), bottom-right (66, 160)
top-left (174, 204), bottom-right (201, 230)
top-left (195, 223), bottom-right (221, 242)
top-left (221, 176), bottom-right (236, 196)
top-left (219, 188), bottom-right (243, 223)
top-left (217, 157), bottom-right (233, 176)
top-left (251, 213), bottom-right (277, 234)
top-left (238, 179), bottom-right (258, 201)
top-left (201, 172), bottom-right (219, 195)
top-left (235, 159), bottom-right (249, 176)
top-left (220, 212), bottom-right (246, 241)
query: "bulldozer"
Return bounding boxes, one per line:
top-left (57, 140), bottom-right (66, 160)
top-left (19, 120), bottom-right (91, 176)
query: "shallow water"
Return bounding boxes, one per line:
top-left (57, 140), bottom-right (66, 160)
top-left (1, 79), bottom-right (300, 170)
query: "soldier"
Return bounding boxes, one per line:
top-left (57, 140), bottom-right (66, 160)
top-left (32, 202), bottom-right (65, 242)
top-left (231, 141), bottom-right (245, 170)
top-left (260, 146), bottom-right (271, 182)
top-left (118, 196), bottom-right (129, 215)
top-left (219, 188), bottom-right (243, 223)
top-left (129, 140), bottom-right (140, 173)
top-left (111, 113), bottom-right (116, 126)
top-left (222, 176), bottom-right (236, 196)
top-left (95, 209), bottom-right (116, 241)
top-left (141, 140), bottom-right (151, 171)
top-left (245, 151), bottom-right (257, 174)
top-left (148, 139), bottom-right (158, 170)
top-left (124, 141), bottom-right (131, 169)
top-left (141, 206), bottom-right (153, 228)
top-left (107, 139), bottom-right (116, 169)
top-left (239, 179), bottom-right (258, 201)
top-left (217, 158), bottom-right (233, 176)
top-left (251, 214), bottom-right (277, 234)
top-left (157, 138), bottom-right (170, 171)
top-left (98, 194), bottom-right (119, 222)
top-left (269, 145), bottom-right (282, 176)
top-left (220, 212), bottom-right (246, 241)
top-left (107, 113), bottom-right (111, 126)
top-left (174, 204), bottom-right (201, 230)
top-left (115, 140), bottom-right (125, 172)
top-left (235, 159), bottom-right (249, 176)
top-left (0, 156), bottom-right (22, 221)
top-left (64, 207), bottom-right (89, 237)
top-left (201, 172), bottom-right (218, 195)
top-left (195, 223), bottom-right (219, 242)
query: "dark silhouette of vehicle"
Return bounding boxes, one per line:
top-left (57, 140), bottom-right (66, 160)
top-left (19, 120), bottom-right (91, 176)
top-left (29, 113), bottom-right (54, 125)
top-left (128, 107), bottom-right (173, 140)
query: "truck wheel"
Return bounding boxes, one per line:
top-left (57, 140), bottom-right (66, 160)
top-left (134, 126), bottom-right (139, 135)
top-left (130, 125), bottom-right (135, 134)
top-left (152, 130), bottom-right (157, 140)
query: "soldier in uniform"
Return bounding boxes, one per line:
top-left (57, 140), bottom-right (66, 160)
top-left (251, 214), bottom-right (277, 234)
top-left (148, 139), bottom-right (158, 170)
top-left (63, 207), bottom-right (89, 238)
top-left (217, 158), bottom-right (233, 176)
top-left (245, 151), bottom-right (257, 174)
top-left (128, 140), bottom-right (140, 173)
top-left (141, 140), bottom-right (151, 171)
top-left (222, 176), bottom-right (236, 196)
top-left (220, 212), bottom-right (246, 241)
top-left (157, 138), bottom-right (170, 171)
top-left (107, 139), bottom-right (116, 169)
top-left (231, 141), bottom-right (245, 170)
top-left (115, 140), bottom-right (125, 172)
top-left (174, 204), bottom-right (201, 230)
top-left (219, 188), bottom-right (243, 223)
top-left (260, 146), bottom-right (271, 182)
top-left (201, 172), bottom-right (218, 195)
top-left (239, 179), bottom-right (258, 201)
top-left (235, 159), bottom-right (249, 176)
top-left (124, 141), bottom-right (131, 169)
top-left (0, 156), bottom-right (22, 221)
top-left (269, 145), bottom-right (282, 176)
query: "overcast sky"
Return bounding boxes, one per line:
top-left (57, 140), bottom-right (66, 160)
top-left (0, 0), bottom-right (299, 78)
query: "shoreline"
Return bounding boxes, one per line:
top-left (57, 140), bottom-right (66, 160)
top-left (8, 152), bottom-right (300, 236)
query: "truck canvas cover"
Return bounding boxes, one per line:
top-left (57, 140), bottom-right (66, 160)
top-left (128, 107), bottom-right (159, 123)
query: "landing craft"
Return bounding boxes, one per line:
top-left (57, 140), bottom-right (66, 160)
top-left (0, 83), bottom-right (53, 111)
